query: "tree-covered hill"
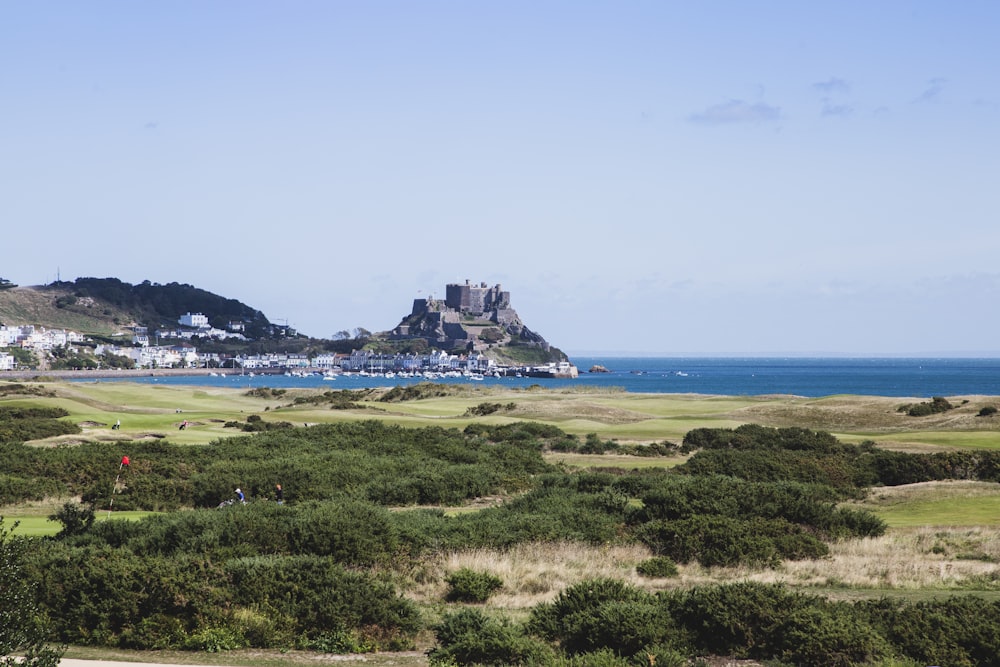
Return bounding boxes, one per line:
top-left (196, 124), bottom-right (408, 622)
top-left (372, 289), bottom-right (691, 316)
top-left (0, 278), bottom-right (273, 338)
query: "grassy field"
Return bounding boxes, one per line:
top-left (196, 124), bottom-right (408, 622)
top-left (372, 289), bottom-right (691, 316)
top-left (7, 379), bottom-right (999, 450)
top-left (6, 511), bottom-right (156, 536)
top-left (4, 379), bottom-right (1000, 665)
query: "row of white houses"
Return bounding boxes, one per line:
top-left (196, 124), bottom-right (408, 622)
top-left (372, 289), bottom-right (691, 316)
top-left (1, 319), bottom-right (498, 373)
top-left (86, 345), bottom-right (499, 373)
top-left (0, 325), bottom-right (86, 350)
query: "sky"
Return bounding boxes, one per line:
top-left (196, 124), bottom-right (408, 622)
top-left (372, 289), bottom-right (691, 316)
top-left (3, 2), bottom-right (999, 356)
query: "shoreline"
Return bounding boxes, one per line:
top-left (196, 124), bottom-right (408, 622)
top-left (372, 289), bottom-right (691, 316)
top-left (0, 367), bottom-right (280, 381)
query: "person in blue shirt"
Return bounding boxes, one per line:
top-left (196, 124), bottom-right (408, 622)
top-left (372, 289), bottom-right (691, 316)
top-left (235, 487), bottom-right (245, 504)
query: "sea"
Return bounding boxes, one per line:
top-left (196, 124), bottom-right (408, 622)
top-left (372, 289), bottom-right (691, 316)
top-left (78, 357), bottom-right (1000, 398)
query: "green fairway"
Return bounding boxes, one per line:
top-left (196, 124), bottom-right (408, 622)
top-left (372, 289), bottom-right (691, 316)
top-left (3, 510), bottom-right (158, 536)
top-left (6, 380), bottom-right (998, 450)
top-left (876, 494), bottom-right (1000, 527)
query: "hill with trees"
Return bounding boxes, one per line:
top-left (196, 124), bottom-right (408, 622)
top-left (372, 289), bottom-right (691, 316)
top-left (0, 278), bottom-right (274, 339)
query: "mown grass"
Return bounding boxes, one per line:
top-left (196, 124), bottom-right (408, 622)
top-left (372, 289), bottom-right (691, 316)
top-left (851, 481), bottom-right (1000, 527)
top-left (6, 381), bottom-right (997, 452)
top-left (4, 510), bottom-right (158, 536)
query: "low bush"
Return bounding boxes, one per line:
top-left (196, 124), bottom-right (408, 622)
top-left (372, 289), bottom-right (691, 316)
top-left (898, 396), bottom-right (954, 417)
top-left (665, 582), bottom-right (813, 658)
top-left (635, 556), bottom-right (678, 578)
top-left (0, 406), bottom-right (80, 442)
top-left (861, 596), bottom-right (1000, 667)
top-left (777, 603), bottom-right (891, 667)
top-left (445, 568), bottom-right (504, 603)
top-left (430, 607), bottom-right (555, 666)
top-left (528, 578), bottom-right (671, 656)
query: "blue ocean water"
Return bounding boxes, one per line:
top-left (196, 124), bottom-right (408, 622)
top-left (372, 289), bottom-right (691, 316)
top-left (80, 357), bottom-right (1000, 398)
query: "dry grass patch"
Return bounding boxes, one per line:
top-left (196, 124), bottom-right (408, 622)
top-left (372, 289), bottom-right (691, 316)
top-left (406, 542), bottom-right (657, 610)
top-left (731, 394), bottom-right (1000, 435)
top-left (402, 527), bottom-right (1000, 612)
top-left (670, 528), bottom-right (1000, 592)
top-left (733, 395), bottom-right (917, 432)
top-left (508, 399), bottom-right (653, 424)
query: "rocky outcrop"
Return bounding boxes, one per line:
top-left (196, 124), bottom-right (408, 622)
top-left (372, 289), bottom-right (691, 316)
top-left (387, 281), bottom-right (564, 362)
top-left (589, 365), bottom-right (611, 373)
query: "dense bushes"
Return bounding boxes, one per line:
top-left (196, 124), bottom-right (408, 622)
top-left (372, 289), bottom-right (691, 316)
top-left (0, 406), bottom-right (80, 442)
top-left (24, 541), bottom-right (419, 651)
top-left (74, 500), bottom-right (398, 565)
top-left (683, 424), bottom-right (843, 452)
top-left (9, 418), bottom-right (999, 661)
top-left (626, 474), bottom-right (882, 566)
top-left (1, 420), bottom-right (556, 509)
top-left (861, 596), bottom-right (1000, 667)
top-left (635, 515), bottom-right (829, 567)
top-left (428, 579), bottom-right (995, 666)
top-left (680, 425), bottom-right (1000, 488)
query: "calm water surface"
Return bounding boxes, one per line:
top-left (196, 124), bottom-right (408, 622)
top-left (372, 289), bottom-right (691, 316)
top-left (78, 357), bottom-right (1000, 398)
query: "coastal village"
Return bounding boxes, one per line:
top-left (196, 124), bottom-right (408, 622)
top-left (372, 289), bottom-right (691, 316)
top-left (0, 280), bottom-right (579, 378)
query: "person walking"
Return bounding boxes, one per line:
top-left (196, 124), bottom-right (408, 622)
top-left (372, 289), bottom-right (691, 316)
top-left (275, 483), bottom-right (284, 504)
top-left (235, 487), bottom-right (245, 504)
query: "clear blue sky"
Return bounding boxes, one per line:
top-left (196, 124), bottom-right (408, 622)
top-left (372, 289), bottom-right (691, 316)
top-left (3, 2), bottom-right (998, 356)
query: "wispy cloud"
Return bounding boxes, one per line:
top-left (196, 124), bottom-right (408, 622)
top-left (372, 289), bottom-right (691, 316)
top-left (688, 100), bottom-right (781, 125)
top-left (813, 77), bottom-right (851, 94)
top-left (820, 100), bottom-right (852, 117)
top-left (913, 77), bottom-right (947, 103)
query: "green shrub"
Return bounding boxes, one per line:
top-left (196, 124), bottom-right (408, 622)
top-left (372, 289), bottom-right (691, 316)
top-left (862, 596), bottom-right (1000, 667)
top-left (777, 603), bottom-right (890, 666)
top-left (429, 607), bottom-right (555, 666)
top-left (305, 627), bottom-right (375, 654)
top-left (445, 568), bottom-right (504, 603)
top-left (224, 555), bottom-right (421, 645)
top-left (49, 501), bottom-right (95, 538)
top-left (666, 582), bottom-right (814, 658)
top-left (635, 516), bottom-right (790, 568)
top-left (978, 406), bottom-right (998, 417)
top-left (899, 396), bottom-right (954, 417)
top-left (182, 626), bottom-right (247, 652)
top-left (636, 556), bottom-right (678, 578)
top-left (0, 406), bottom-right (80, 442)
top-left (527, 578), bottom-right (674, 656)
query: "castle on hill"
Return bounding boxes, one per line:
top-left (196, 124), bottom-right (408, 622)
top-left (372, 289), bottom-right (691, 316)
top-left (389, 279), bottom-right (560, 359)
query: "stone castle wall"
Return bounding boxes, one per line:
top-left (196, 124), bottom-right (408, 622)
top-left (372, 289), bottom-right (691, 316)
top-left (445, 280), bottom-right (510, 315)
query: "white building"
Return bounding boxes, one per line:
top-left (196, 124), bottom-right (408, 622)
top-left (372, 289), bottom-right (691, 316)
top-left (179, 312), bottom-right (209, 328)
top-left (0, 352), bottom-right (15, 370)
top-left (312, 353), bottom-right (340, 370)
